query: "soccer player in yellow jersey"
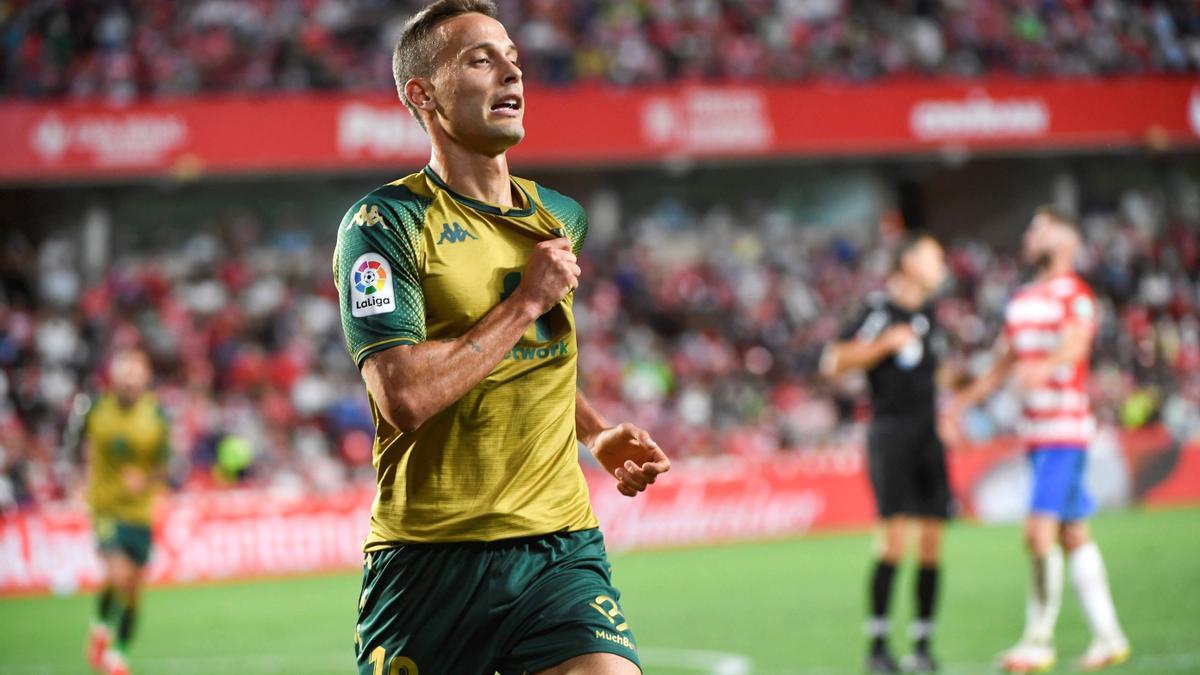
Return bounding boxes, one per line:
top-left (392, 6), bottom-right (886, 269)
top-left (70, 348), bottom-right (169, 675)
top-left (333, 2), bottom-right (670, 673)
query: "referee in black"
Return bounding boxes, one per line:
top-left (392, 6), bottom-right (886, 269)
top-left (821, 233), bottom-right (952, 674)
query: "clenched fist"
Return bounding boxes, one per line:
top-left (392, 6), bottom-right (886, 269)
top-left (513, 237), bottom-right (581, 316)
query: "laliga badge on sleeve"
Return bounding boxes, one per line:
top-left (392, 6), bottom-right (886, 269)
top-left (350, 253), bottom-right (395, 318)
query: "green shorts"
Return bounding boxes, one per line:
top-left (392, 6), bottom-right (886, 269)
top-left (355, 528), bottom-right (639, 675)
top-left (95, 518), bottom-right (153, 567)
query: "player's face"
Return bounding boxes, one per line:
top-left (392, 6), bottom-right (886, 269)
top-left (111, 351), bottom-right (151, 402)
top-left (907, 238), bottom-right (947, 295)
top-left (428, 13), bottom-right (524, 155)
top-left (1023, 214), bottom-right (1055, 267)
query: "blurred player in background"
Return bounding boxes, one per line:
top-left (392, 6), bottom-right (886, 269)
top-left (64, 348), bottom-right (169, 675)
top-left (822, 234), bottom-right (950, 674)
top-left (333, 1), bottom-right (669, 673)
top-left (949, 207), bottom-right (1129, 672)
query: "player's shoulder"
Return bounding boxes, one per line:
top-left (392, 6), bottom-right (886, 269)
top-left (1011, 279), bottom-right (1040, 299)
top-left (519, 177), bottom-right (586, 225)
top-left (82, 392), bottom-right (116, 429)
top-left (89, 391), bottom-right (112, 413)
top-left (1065, 274), bottom-right (1094, 297)
top-left (142, 393), bottom-right (169, 422)
top-left (517, 176), bottom-right (588, 250)
top-left (842, 290), bottom-right (891, 338)
top-left (859, 290), bottom-right (891, 316)
top-left (1058, 275), bottom-right (1097, 321)
top-left (1039, 273), bottom-right (1084, 293)
top-left (339, 172), bottom-right (435, 236)
top-left (1039, 275), bottom-right (1094, 307)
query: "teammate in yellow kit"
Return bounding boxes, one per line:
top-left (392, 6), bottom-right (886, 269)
top-left (333, 2), bottom-right (670, 673)
top-left (69, 348), bottom-right (169, 675)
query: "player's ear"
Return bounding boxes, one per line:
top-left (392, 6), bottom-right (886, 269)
top-left (405, 77), bottom-right (437, 113)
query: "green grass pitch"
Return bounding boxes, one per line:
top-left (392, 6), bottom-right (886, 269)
top-left (1, 507), bottom-right (1197, 674)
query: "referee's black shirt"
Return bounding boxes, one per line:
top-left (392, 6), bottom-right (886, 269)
top-left (838, 293), bottom-right (942, 420)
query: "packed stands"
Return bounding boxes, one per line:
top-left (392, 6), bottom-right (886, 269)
top-left (3, 0), bottom-right (1199, 100)
top-left (2, 181), bottom-right (1197, 512)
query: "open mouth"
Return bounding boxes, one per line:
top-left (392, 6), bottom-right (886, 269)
top-left (490, 95), bottom-right (522, 113)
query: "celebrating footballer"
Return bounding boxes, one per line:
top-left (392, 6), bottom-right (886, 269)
top-left (333, 2), bottom-right (670, 674)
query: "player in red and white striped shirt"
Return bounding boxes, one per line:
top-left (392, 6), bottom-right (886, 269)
top-left (950, 207), bottom-right (1129, 672)
top-left (1005, 266), bottom-right (1097, 449)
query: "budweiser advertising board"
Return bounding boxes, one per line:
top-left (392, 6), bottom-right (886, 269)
top-left (0, 77), bottom-right (1196, 181)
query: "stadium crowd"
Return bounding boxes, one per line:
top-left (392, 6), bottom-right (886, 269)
top-left (1, 182), bottom-right (1197, 512)
top-left (2, 0), bottom-right (1199, 100)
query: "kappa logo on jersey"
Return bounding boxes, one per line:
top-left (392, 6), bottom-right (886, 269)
top-left (436, 222), bottom-right (478, 245)
top-left (350, 253), bottom-right (395, 317)
top-left (348, 204), bottom-right (386, 229)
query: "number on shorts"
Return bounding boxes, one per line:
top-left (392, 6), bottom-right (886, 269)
top-left (588, 594), bottom-right (629, 632)
top-left (368, 646), bottom-right (418, 675)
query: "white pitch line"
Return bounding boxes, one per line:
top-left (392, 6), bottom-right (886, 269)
top-left (0, 652), bottom-right (347, 675)
top-left (754, 651), bottom-right (1200, 675)
top-left (0, 647), bottom-right (753, 675)
top-left (2, 650), bottom-right (1196, 675)
top-left (639, 647), bottom-right (754, 675)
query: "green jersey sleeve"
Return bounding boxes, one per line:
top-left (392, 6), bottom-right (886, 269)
top-left (333, 187), bottom-right (430, 368)
top-left (536, 184), bottom-right (588, 255)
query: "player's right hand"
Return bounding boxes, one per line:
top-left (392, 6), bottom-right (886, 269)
top-left (515, 237), bottom-right (580, 315)
top-left (878, 324), bottom-right (916, 353)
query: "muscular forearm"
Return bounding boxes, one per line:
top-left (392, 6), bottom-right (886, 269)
top-left (575, 390), bottom-right (611, 449)
top-left (364, 295), bottom-right (540, 431)
top-left (952, 337), bottom-right (1016, 409)
top-left (362, 236), bottom-right (581, 433)
top-left (821, 339), bottom-right (894, 378)
top-left (955, 365), bottom-right (1005, 409)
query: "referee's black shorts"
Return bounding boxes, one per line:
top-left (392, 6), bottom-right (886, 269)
top-left (866, 415), bottom-right (952, 520)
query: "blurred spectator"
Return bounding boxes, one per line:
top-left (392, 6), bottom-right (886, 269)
top-left (2, 0), bottom-right (1199, 101)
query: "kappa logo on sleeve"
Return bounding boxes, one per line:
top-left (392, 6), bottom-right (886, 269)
top-left (350, 253), bottom-right (395, 317)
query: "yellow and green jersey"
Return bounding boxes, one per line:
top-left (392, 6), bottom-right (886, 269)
top-left (85, 392), bottom-right (170, 525)
top-left (333, 167), bottom-right (598, 548)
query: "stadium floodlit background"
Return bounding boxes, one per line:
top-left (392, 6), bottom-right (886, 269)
top-left (1, 1), bottom-right (1199, 673)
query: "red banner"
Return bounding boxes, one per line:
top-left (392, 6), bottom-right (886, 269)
top-left (0, 77), bottom-right (1196, 182)
top-left (1, 433), bottom-right (1196, 594)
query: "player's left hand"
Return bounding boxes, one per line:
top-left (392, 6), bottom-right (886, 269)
top-left (590, 422), bottom-right (670, 498)
top-left (122, 467), bottom-right (149, 494)
top-left (938, 408), bottom-right (965, 449)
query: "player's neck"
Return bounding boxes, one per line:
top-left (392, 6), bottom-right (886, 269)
top-left (427, 144), bottom-right (517, 208)
top-left (1036, 257), bottom-right (1075, 283)
top-left (887, 275), bottom-right (925, 311)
